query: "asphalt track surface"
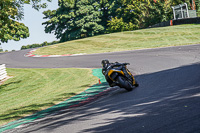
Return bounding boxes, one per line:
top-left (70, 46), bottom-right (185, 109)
top-left (0, 44), bottom-right (200, 133)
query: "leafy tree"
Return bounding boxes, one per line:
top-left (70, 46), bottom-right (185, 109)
top-left (20, 40), bottom-right (59, 50)
top-left (43, 0), bottom-right (196, 41)
top-left (98, 0), bottom-right (120, 29)
top-left (107, 0), bottom-right (188, 32)
top-left (0, 0), bottom-right (51, 44)
top-left (41, 41), bottom-right (48, 46)
top-left (43, 0), bottom-right (105, 42)
top-left (141, 0), bottom-right (173, 27)
top-left (107, 17), bottom-right (135, 33)
top-left (21, 45), bottom-right (27, 50)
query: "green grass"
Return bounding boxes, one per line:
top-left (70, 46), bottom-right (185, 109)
top-left (0, 68), bottom-right (98, 126)
top-left (34, 24), bottom-right (200, 55)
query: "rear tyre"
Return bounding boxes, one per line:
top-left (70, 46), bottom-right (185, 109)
top-left (116, 76), bottom-right (133, 91)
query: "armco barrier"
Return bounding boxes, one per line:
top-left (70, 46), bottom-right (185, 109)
top-left (172, 17), bottom-right (200, 25)
top-left (0, 64), bottom-right (7, 83)
top-left (151, 17), bottom-right (200, 28)
top-left (150, 20), bottom-right (171, 28)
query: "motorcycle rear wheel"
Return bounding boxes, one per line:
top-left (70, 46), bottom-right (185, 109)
top-left (116, 76), bottom-right (134, 91)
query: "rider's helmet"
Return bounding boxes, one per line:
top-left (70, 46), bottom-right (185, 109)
top-left (101, 60), bottom-right (109, 67)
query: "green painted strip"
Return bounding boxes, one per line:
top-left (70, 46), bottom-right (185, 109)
top-left (0, 68), bottom-right (109, 133)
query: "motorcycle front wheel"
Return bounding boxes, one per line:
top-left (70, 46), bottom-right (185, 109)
top-left (116, 76), bottom-right (134, 91)
top-left (135, 81), bottom-right (139, 87)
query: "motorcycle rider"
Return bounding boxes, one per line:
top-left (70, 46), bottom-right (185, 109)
top-left (101, 60), bottom-right (121, 87)
top-left (101, 59), bottom-right (139, 90)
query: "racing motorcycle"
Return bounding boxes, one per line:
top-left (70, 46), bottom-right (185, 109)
top-left (101, 60), bottom-right (139, 91)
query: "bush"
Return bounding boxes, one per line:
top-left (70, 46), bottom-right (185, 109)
top-left (21, 41), bottom-right (59, 50)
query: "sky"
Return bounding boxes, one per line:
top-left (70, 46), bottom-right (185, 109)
top-left (1, 1), bottom-right (59, 51)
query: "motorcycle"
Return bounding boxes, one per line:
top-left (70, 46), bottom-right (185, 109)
top-left (101, 60), bottom-right (139, 91)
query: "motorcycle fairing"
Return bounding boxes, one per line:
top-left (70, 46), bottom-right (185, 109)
top-left (125, 67), bottom-right (136, 85)
top-left (108, 69), bottom-right (125, 81)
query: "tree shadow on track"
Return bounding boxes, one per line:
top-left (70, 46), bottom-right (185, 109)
top-left (19, 63), bottom-right (200, 133)
top-left (0, 103), bottom-right (54, 121)
top-left (0, 82), bottom-right (110, 132)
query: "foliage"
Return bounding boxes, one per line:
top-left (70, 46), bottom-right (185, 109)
top-left (108, 0), bottom-right (173, 30)
top-left (106, 0), bottom-right (196, 32)
top-left (21, 40), bottom-right (59, 50)
top-left (1, 0), bottom-right (197, 45)
top-left (98, 0), bottom-right (119, 29)
top-left (43, 0), bottom-right (106, 42)
top-left (195, 0), bottom-right (200, 16)
top-left (107, 17), bottom-right (135, 33)
top-left (43, 0), bottom-right (195, 41)
top-left (0, 0), bottom-right (51, 44)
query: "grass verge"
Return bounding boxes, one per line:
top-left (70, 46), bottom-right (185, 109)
top-left (34, 24), bottom-right (200, 55)
top-left (0, 68), bottom-right (98, 126)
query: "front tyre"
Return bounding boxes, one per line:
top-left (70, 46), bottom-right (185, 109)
top-left (116, 76), bottom-right (133, 91)
top-left (134, 81), bottom-right (139, 87)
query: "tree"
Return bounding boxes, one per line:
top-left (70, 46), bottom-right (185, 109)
top-left (43, 0), bottom-right (195, 40)
top-left (0, 0), bottom-right (51, 44)
top-left (107, 17), bottom-right (135, 33)
top-left (107, 0), bottom-right (188, 32)
top-left (43, 0), bottom-right (105, 42)
top-left (98, 0), bottom-right (120, 29)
